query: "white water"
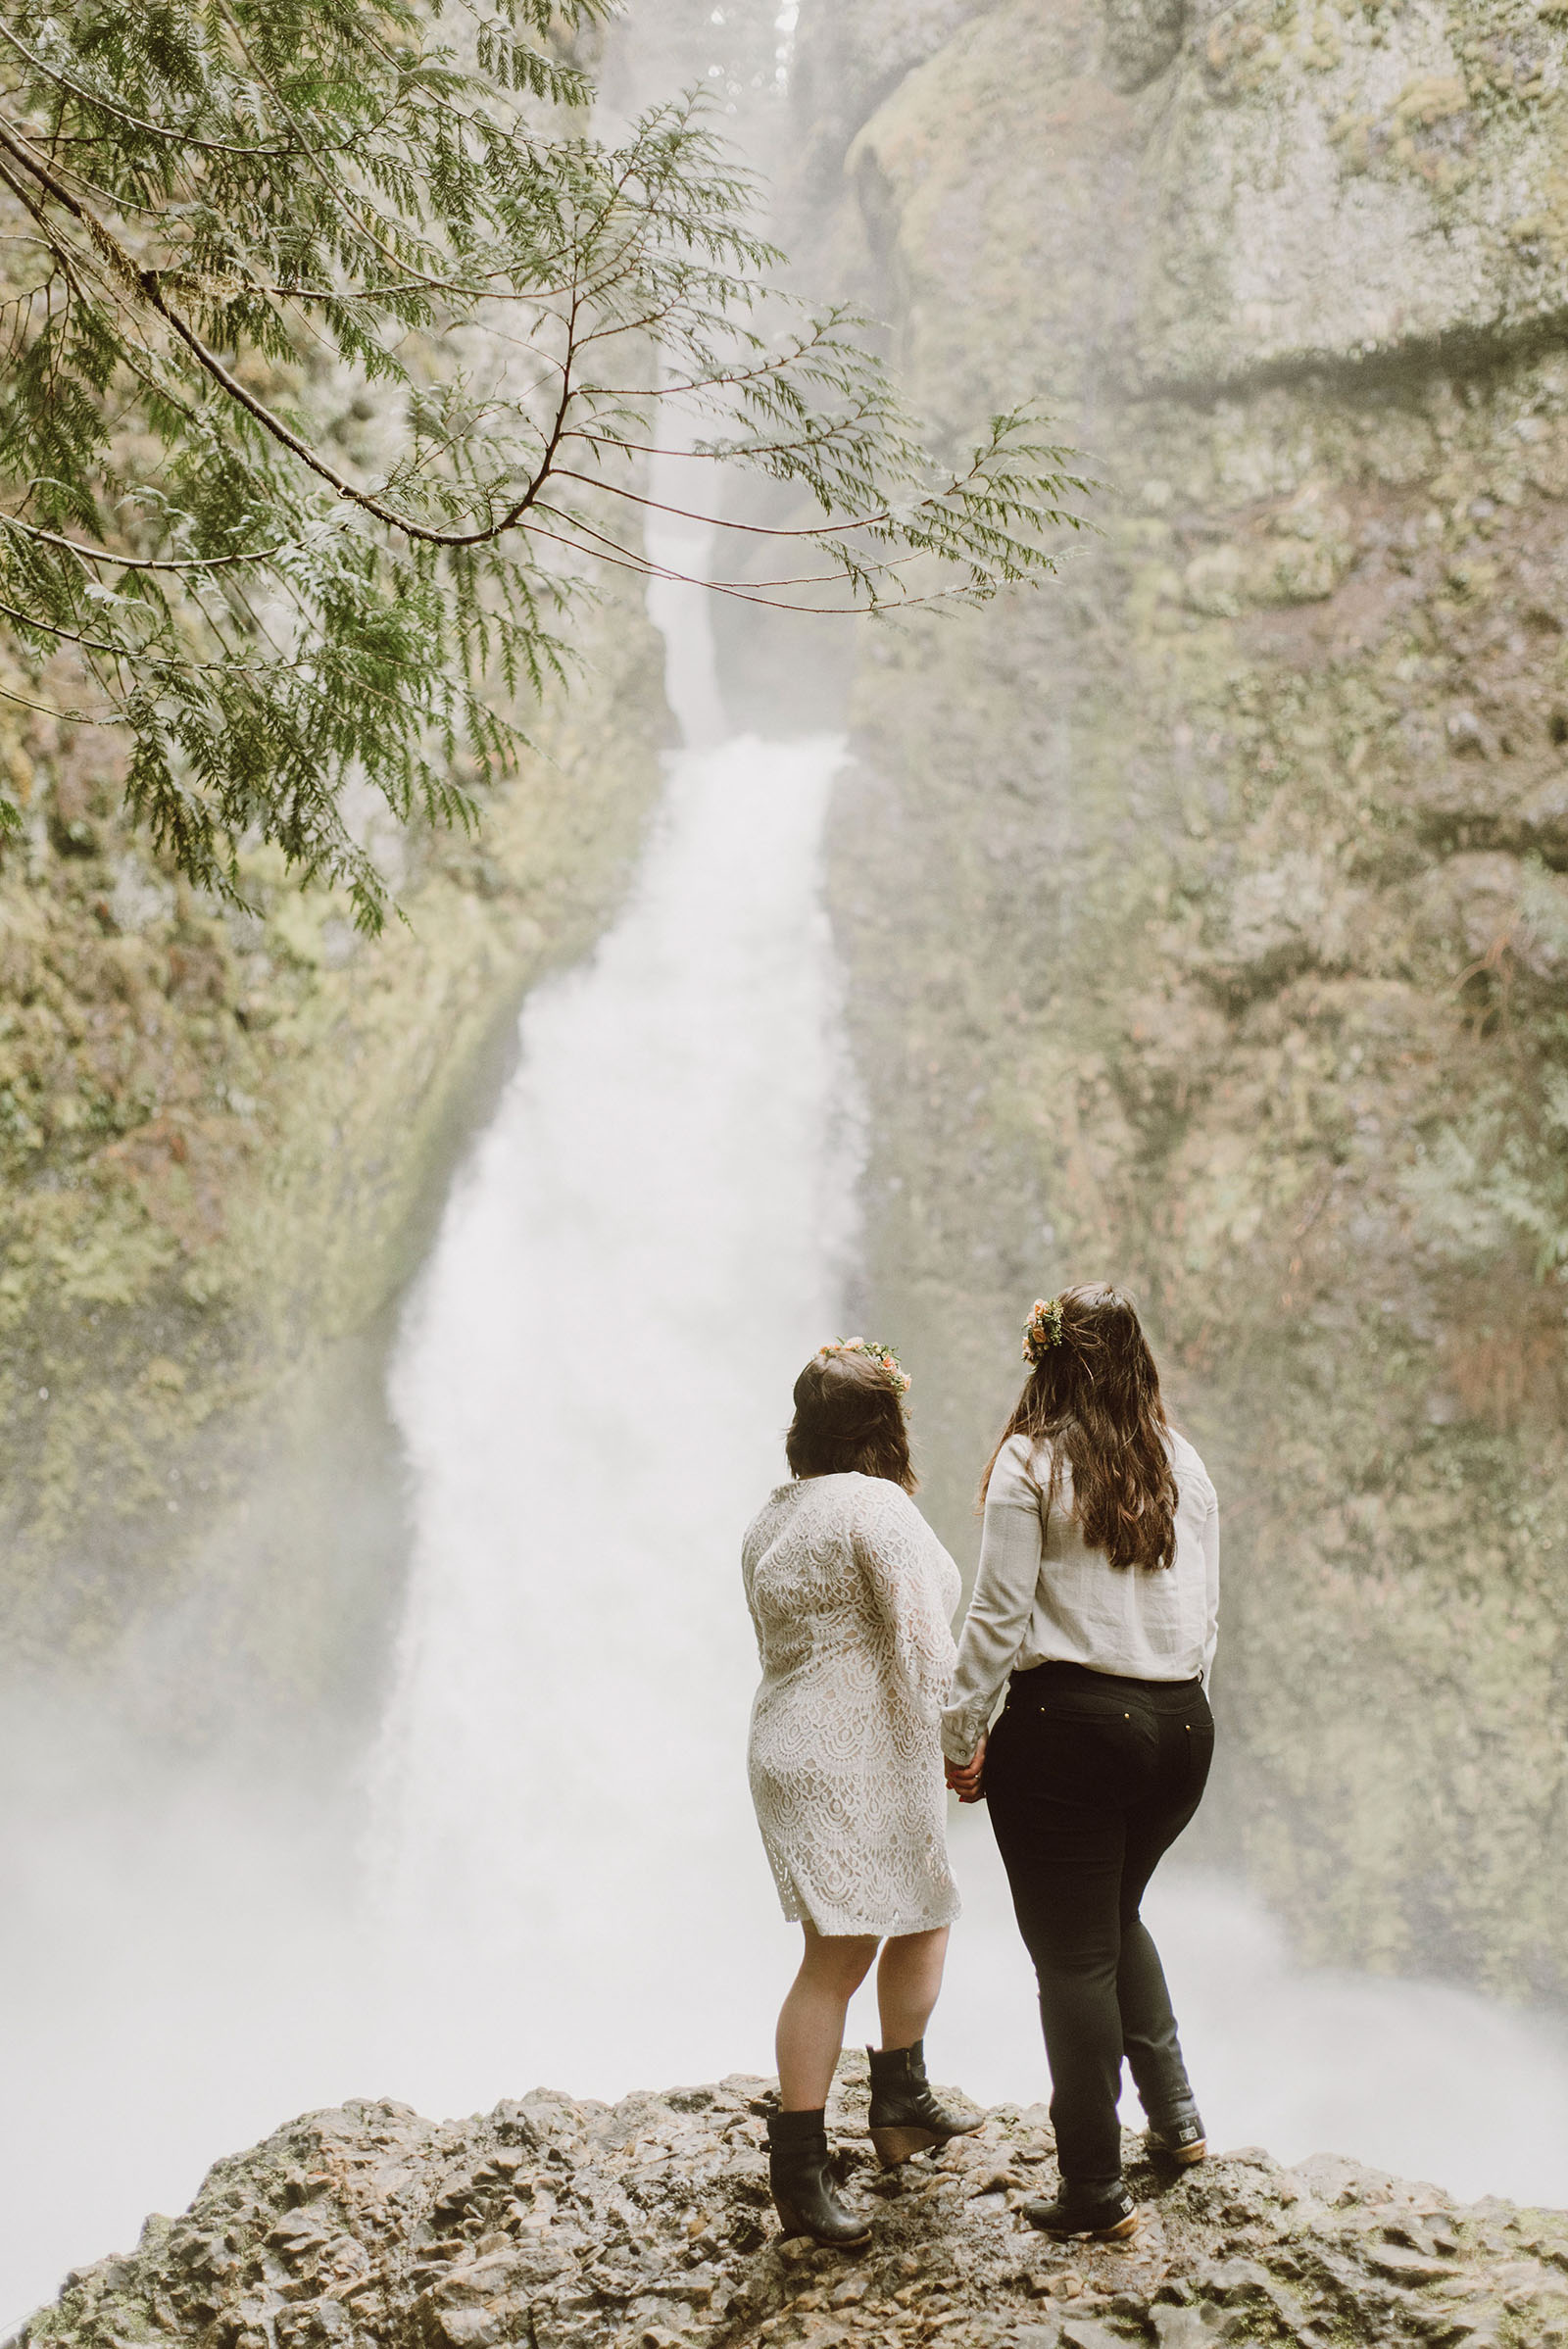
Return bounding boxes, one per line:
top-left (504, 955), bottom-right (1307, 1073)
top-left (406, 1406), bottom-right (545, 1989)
top-left (368, 734), bottom-right (858, 2104)
top-left (10, 505), bottom-right (1568, 2342)
top-left (367, 478), bottom-right (861, 2103)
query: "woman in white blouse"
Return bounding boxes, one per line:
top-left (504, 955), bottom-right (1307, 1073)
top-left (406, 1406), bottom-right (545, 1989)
top-left (944, 1285), bottom-right (1219, 2244)
top-left (743, 1340), bottom-right (979, 2247)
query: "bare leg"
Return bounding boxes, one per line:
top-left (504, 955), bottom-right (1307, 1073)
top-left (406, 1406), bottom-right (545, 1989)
top-left (875, 1926), bottom-right (951, 2050)
top-left (776, 1926), bottom-right (879, 2109)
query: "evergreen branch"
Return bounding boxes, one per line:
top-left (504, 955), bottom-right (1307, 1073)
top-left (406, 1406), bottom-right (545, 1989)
top-left (0, 3), bottom-right (1089, 927)
top-left (0, 21), bottom-right (380, 160)
top-left (0, 675), bottom-right (119, 722)
top-left (0, 511), bottom-right (285, 572)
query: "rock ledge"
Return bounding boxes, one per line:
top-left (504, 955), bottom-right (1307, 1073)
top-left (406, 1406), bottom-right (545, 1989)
top-left (13, 2061), bottom-right (1568, 2349)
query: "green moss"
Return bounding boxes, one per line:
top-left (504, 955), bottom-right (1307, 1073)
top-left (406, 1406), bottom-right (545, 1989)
top-left (0, 584), bottom-right (667, 1679)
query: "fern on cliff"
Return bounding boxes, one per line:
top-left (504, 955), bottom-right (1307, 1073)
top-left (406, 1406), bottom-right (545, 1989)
top-left (0, 0), bottom-right (1086, 928)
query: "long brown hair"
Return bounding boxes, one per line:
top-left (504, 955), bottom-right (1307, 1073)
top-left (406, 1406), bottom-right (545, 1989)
top-left (786, 1349), bottom-right (917, 1493)
top-left (978, 1284), bottom-right (1177, 1569)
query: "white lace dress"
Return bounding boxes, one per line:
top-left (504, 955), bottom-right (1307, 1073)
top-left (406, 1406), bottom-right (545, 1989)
top-left (742, 1472), bottom-right (962, 1937)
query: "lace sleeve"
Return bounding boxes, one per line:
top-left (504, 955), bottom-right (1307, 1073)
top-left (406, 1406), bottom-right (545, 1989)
top-left (740, 1532), bottom-right (765, 1666)
top-left (852, 1485), bottom-right (959, 1725)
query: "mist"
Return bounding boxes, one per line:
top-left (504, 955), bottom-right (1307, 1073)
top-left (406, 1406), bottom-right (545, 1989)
top-left (7, 416), bottom-right (1568, 2340)
top-left (7, 0), bottom-right (1568, 2334)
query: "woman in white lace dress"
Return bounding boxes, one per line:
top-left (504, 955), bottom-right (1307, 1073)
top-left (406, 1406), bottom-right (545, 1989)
top-left (742, 1341), bottom-right (978, 2246)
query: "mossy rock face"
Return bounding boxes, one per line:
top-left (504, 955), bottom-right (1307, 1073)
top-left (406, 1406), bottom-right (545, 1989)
top-left (810, 0), bottom-right (1568, 1994)
top-left (1130, 0), bottom-right (1568, 388)
top-left (0, 586), bottom-right (667, 1722)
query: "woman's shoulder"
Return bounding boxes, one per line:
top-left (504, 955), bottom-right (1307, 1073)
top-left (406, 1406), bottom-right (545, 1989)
top-left (742, 1487), bottom-right (792, 1554)
top-left (745, 1476), bottom-right (812, 1534)
top-left (820, 1472), bottom-right (942, 1547)
top-left (1167, 1427), bottom-right (1216, 1501)
top-left (756, 1471), bottom-right (930, 1533)
top-left (760, 1470), bottom-right (904, 1517)
top-left (842, 1469), bottom-right (919, 1518)
top-left (993, 1431), bottom-right (1051, 1490)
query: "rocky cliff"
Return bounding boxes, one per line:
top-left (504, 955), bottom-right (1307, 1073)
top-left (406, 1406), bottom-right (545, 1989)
top-left (798, 0), bottom-right (1568, 1996)
top-left (0, 579), bottom-right (665, 1727)
top-left (13, 2066), bottom-right (1568, 2349)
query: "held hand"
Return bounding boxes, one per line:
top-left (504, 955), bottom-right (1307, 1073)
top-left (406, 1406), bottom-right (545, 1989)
top-left (945, 1732), bottom-right (987, 1804)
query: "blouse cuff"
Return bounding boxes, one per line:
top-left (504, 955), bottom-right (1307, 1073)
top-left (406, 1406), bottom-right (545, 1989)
top-left (941, 1700), bottom-right (990, 1767)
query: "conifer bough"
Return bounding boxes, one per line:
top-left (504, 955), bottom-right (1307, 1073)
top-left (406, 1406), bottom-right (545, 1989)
top-left (0, 0), bottom-right (1087, 929)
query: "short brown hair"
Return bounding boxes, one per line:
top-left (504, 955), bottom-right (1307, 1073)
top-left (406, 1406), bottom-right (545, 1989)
top-left (785, 1349), bottom-right (916, 1492)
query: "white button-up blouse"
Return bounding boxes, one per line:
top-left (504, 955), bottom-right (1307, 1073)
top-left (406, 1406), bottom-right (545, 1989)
top-left (941, 1429), bottom-right (1220, 1766)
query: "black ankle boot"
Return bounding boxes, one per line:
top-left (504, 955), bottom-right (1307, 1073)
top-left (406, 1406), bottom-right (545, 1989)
top-left (865, 2040), bottom-right (982, 2169)
top-left (1021, 2180), bottom-right (1139, 2240)
top-left (766, 2108), bottom-right (872, 2247)
top-left (1144, 2105), bottom-right (1206, 2166)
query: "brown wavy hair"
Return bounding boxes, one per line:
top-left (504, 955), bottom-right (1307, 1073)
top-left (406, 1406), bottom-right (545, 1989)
top-left (786, 1349), bottom-right (916, 1493)
top-left (978, 1284), bottom-right (1177, 1569)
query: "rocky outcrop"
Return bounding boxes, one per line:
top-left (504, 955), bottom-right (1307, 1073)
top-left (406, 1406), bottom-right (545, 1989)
top-left (789, 3), bottom-right (1002, 179)
top-left (800, 0), bottom-right (1568, 1997)
top-left (14, 2066), bottom-right (1568, 2349)
top-left (1129, 0), bottom-right (1568, 388)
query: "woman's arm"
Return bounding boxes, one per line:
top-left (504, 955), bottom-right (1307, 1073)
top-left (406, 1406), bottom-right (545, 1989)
top-left (740, 1538), bottom-right (765, 1666)
top-left (853, 1490), bottom-right (960, 1723)
top-left (1201, 1483), bottom-right (1219, 1685)
top-left (945, 1734), bottom-right (987, 1802)
top-left (941, 1439), bottom-right (1046, 1766)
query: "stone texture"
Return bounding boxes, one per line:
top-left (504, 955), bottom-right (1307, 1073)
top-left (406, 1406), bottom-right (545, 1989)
top-left (792, 2), bottom-right (1004, 175)
top-left (799, 0), bottom-right (1568, 1996)
top-left (1130, 0), bottom-right (1568, 389)
top-left (12, 2064), bottom-right (1568, 2349)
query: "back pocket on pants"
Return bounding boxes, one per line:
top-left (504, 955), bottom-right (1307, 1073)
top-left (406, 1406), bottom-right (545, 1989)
top-left (1014, 1691), bottom-right (1160, 1808)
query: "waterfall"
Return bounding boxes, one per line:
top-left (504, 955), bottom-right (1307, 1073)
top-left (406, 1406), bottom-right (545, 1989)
top-left (10, 456), bottom-right (1568, 2349)
top-left (367, 470), bottom-right (861, 2107)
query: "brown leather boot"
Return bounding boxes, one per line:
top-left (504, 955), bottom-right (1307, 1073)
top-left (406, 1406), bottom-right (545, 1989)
top-left (865, 2040), bottom-right (982, 2168)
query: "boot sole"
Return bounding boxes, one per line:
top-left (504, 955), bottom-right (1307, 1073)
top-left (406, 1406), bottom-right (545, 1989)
top-left (770, 2192), bottom-right (872, 2249)
top-left (869, 2115), bottom-right (983, 2169)
top-left (1148, 2137), bottom-right (1206, 2166)
top-left (870, 2124), bottom-right (942, 2169)
top-left (1031, 2209), bottom-right (1141, 2241)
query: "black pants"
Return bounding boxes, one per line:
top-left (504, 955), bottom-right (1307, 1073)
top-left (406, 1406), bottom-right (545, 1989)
top-left (984, 1660), bottom-right (1214, 2192)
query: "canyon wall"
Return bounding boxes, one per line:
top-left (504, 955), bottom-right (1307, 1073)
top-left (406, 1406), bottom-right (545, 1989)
top-left (802, 0), bottom-right (1568, 1995)
top-left (0, 585), bottom-right (665, 1731)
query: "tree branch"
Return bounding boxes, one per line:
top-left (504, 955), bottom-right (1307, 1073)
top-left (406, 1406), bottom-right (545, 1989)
top-left (0, 513), bottom-right (287, 574)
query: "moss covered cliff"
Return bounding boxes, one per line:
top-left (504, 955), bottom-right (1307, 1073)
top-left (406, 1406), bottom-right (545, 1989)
top-left (0, 586), bottom-right (666, 1719)
top-left (803, 0), bottom-right (1568, 1996)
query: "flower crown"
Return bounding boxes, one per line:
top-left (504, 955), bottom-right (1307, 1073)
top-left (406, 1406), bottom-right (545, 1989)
top-left (1022, 1297), bottom-right (1065, 1365)
top-left (822, 1336), bottom-right (911, 1395)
